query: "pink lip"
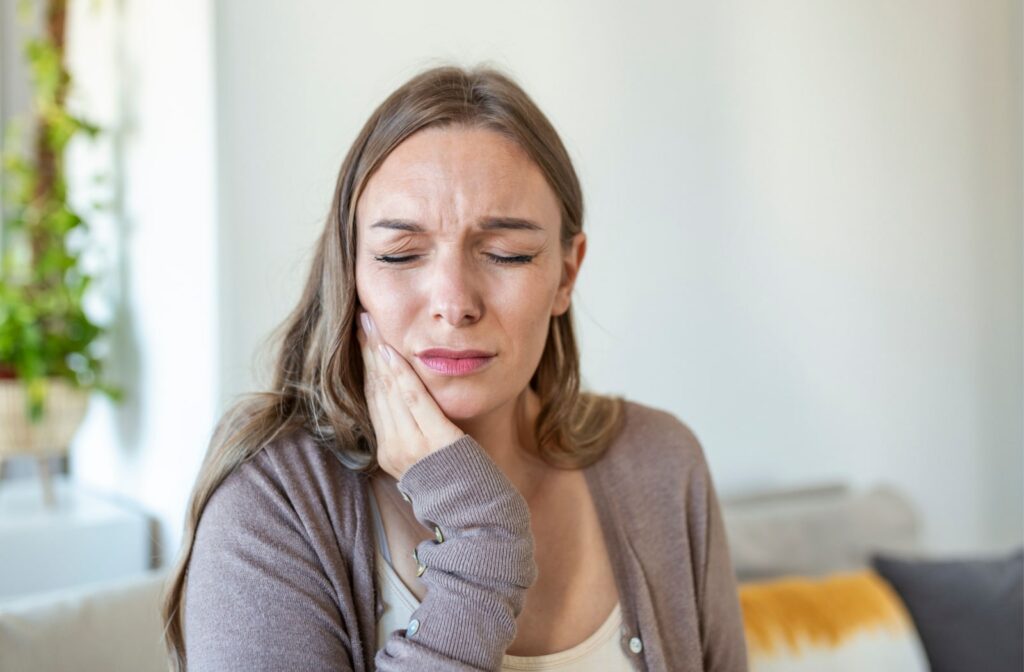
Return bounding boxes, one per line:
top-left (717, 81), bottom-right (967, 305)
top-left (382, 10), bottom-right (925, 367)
top-left (416, 351), bottom-right (496, 376)
top-left (417, 348), bottom-right (495, 359)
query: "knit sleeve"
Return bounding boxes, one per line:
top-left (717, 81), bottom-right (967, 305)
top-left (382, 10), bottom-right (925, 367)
top-left (374, 434), bottom-right (539, 670)
top-left (691, 443), bottom-right (750, 672)
top-left (182, 433), bottom-right (536, 671)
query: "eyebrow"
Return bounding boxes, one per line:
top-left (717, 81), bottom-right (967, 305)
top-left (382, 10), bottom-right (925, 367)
top-left (369, 217), bottom-right (545, 233)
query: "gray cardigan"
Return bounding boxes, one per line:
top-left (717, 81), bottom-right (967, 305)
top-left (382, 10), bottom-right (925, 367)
top-left (182, 399), bottom-right (749, 671)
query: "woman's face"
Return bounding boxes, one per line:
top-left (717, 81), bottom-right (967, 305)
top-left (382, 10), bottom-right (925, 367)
top-left (354, 125), bottom-right (585, 421)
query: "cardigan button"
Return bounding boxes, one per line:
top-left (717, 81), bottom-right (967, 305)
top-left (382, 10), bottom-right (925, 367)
top-left (629, 636), bottom-right (643, 654)
top-left (412, 548), bottom-right (426, 577)
top-left (407, 618), bottom-right (420, 636)
top-left (434, 525), bottom-right (444, 543)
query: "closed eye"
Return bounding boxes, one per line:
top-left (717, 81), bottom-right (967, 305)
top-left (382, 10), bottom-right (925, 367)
top-left (374, 254), bottom-right (534, 265)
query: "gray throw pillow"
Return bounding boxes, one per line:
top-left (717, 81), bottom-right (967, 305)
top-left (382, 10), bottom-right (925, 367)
top-left (870, 546), bottom-right (1023, 672)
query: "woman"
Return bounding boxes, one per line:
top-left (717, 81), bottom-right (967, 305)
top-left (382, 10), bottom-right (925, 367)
top-left (161, 64), bottom-right (748, 671)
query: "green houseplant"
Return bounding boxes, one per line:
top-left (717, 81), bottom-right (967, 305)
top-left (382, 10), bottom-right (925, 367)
top-left (0, 0), bottom-right (122, 496)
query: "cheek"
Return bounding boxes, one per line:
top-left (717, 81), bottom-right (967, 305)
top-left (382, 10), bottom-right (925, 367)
top-left (356, 265), bottom-right (403, 310)
top-left (502, 303), bottom-right (554, 360)
top-left (354, 261), bottom-right (372, 308)
top-left (355, 274), bottom-right (415, 344)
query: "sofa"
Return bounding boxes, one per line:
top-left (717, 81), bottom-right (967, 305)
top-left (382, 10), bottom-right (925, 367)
top-left (1, 481), bottom-right (1020, 671)
top-left (723, 481), bottom-right (1022, 672)
top-left (0, 567), bottom-right (168, 672)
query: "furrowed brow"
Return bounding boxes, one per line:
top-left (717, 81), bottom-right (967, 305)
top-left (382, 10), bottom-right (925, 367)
top-left (369, 217), bottom-right (545, 234)
top-left (370, 219), bottom-right (425, 233)
top-left (478, 217), bottom-right (545, 233)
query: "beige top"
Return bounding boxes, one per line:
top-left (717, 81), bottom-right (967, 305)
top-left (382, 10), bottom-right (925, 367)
top-left (370, 490), bottom-right (634, 670)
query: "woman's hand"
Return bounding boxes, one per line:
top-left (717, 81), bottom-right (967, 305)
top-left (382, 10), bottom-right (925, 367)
top-left (356, 310), bottom-right (467, 481)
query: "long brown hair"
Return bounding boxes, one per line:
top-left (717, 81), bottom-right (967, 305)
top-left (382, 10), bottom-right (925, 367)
top-left (160, 62), bottom-right (625, 670)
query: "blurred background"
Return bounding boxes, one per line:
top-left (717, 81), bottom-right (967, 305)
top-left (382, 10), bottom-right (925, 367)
top-left (0, 1), bottom-right (1021, 670)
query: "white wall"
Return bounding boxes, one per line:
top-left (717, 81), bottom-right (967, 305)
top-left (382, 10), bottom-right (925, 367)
top-left (64, 0), bottom-right (219, 565)
top-left (55, 0), bottom-right (1020, 563)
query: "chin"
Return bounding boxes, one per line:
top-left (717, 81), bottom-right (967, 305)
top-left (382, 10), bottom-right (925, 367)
top-left (427, 386), bottom-right (499, 421)
top-left (433, 396), bottom-right (490, 421)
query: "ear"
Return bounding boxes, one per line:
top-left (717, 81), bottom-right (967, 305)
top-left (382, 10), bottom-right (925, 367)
top-left (552, 232), bottom-right (586, 317)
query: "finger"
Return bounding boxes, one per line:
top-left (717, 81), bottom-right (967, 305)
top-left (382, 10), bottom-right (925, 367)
top-left (375, 342), bottom-right (423, 440)
top-left (363, 324), bottom-right (396, 438)
top-left (358, 317), bottom-right (395, 441)
top-left (356, 326), bottom-right (384, 432)
top-left (360, 314), bottom-right (411, 444)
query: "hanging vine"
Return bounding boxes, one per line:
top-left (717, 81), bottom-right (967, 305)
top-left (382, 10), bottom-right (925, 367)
top-left (0, 0), bottom-right (122, 421)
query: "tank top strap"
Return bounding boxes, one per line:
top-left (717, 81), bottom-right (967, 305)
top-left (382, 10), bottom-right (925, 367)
top-left (368, 487), bottom-right (393, 565)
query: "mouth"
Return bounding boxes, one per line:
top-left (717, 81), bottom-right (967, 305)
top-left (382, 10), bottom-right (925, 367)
top-left (416, 348), bottom-right (496, 377)
top-left (416, 348), bottom-right (496, 359)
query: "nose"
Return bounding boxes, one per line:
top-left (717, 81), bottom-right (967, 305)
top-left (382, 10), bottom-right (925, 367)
top-left (429, 249), bottom-right (483, 327)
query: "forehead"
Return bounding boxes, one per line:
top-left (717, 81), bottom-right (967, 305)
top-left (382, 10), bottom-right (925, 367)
top-left (356, 126), bottom-right (560, 231)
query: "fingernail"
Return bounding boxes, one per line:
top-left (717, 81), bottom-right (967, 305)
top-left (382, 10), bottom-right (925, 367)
top-left (378, 343), bottom-right (391, 362)
top-left (361, 312), bottom-right (372, 334)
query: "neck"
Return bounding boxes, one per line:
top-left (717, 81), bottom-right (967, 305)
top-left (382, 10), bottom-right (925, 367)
top-left (450, 385), bottom-right (552, 503)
